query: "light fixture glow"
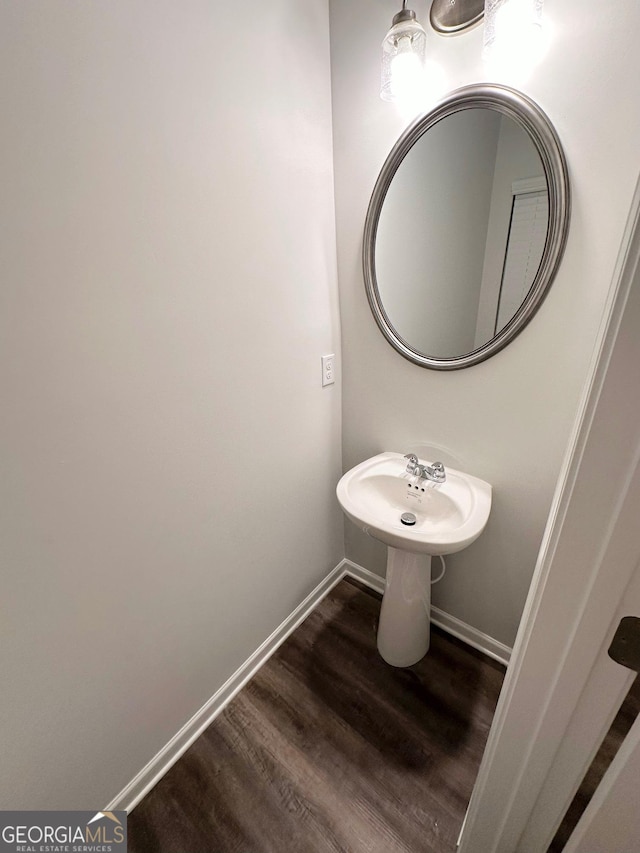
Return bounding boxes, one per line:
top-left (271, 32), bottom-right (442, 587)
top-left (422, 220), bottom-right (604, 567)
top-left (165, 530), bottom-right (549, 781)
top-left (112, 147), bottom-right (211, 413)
top-left (483, 0), bottom-right (545, 67)
top-left (381, 1), bottom-right (427, 103)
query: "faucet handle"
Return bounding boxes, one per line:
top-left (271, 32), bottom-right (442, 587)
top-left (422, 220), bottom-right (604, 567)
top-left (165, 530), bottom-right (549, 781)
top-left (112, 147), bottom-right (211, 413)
top-left (430, 461), bottom-right (446, 482)
top-left (404, 453), bottom-right (419, 473)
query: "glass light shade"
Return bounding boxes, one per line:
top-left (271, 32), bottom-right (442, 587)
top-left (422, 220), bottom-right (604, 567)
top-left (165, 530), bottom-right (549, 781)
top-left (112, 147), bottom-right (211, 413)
top-left (483, 0), bottom-right (544, 62)
top-left (381, 14), bottom-right (427, 103)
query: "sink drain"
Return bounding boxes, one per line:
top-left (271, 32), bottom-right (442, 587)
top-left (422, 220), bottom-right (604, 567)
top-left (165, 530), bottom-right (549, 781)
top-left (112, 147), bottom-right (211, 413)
top-left (400, 512), bottom-right (417, 526)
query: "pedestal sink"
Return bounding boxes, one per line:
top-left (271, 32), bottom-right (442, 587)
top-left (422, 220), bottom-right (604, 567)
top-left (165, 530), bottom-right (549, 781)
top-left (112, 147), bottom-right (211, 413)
top-left (336, 452), bottom-right (492, 667)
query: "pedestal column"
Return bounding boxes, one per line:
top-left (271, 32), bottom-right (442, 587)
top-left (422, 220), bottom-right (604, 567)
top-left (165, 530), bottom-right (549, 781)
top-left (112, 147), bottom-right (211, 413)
top-left (377, 546), bottom-right (432, 667)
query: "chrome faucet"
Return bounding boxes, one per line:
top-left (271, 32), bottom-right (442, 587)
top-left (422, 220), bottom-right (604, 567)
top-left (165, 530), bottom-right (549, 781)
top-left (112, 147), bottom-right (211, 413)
top-left (404, 453), bottom-right (419, 474)
top-left (404, 453), bottom-right (446, 484)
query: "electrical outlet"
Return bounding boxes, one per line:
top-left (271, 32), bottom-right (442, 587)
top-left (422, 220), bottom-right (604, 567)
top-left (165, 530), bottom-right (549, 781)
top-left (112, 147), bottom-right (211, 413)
top-left (322, 353), bottom-right (336, 387)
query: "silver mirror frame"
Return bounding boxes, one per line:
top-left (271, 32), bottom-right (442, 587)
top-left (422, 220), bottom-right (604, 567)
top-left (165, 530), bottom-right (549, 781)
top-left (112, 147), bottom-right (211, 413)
top-left (363, 83), bottom-right (571, 370)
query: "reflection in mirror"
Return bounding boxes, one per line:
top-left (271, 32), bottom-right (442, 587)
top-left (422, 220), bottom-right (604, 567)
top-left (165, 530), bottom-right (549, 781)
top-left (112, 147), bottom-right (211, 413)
top-left (376, 109), bottom-right (547, 359)
top-left (363, 84), bottom-right (570, 370)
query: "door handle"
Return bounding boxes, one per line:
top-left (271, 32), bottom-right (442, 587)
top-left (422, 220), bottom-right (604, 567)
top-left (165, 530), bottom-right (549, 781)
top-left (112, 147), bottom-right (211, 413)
top-left (608, 616), bottom-right (640, 672)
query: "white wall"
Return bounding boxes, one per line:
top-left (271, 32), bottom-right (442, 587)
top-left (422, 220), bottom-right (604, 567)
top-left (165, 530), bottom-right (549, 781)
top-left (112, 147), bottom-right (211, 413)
top-left (330, 0), bottom-right (640, 646)
top-left (0, 0), bottom-right (341, 809)
top-left (376, 109), bottom-right (500, 355)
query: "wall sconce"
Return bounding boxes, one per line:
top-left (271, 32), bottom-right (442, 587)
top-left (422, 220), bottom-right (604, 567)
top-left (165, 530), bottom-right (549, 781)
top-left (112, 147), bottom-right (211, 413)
top-left (483, 0), bottom-right (545, 64)
top-left (380, 1), bottom-right (427, 103)
top-left (379, 0), bottom-right (545, 106)
top-left (430, 0), bottom-right (485, 35)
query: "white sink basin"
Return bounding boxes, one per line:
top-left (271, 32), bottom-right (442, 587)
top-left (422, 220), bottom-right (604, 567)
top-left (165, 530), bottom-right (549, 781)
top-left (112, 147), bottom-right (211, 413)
top-left (336, 451), bottom-right (492, 667)
top-left (336, 451), bottom-right (492, 556)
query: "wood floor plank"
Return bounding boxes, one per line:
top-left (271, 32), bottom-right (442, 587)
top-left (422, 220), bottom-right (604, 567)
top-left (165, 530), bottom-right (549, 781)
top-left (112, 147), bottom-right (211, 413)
top-left (128, 578), bottom-right (505, 853)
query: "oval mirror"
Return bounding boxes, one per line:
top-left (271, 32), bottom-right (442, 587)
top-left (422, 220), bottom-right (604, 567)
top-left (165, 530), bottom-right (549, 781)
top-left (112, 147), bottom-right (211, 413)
top-left (363, 84), bottom-right (570, 369)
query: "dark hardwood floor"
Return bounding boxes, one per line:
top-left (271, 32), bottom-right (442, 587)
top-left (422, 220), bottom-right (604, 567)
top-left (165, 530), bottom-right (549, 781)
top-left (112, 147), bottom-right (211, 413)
top-left (128, 578), bottom-right (505, 853)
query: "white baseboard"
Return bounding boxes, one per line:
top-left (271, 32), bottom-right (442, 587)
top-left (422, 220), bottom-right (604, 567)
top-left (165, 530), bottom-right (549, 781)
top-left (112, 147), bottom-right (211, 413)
top-left (108, 557), bottom-right (510, 814)
top-left (430, 606), bottom-right (511, 667)
top-left (341, 559), bottom-right (385, 594)
top-left (341, 558), bottom-right (512, 667)
top-left (106, 562), bottom-right (346, 814)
